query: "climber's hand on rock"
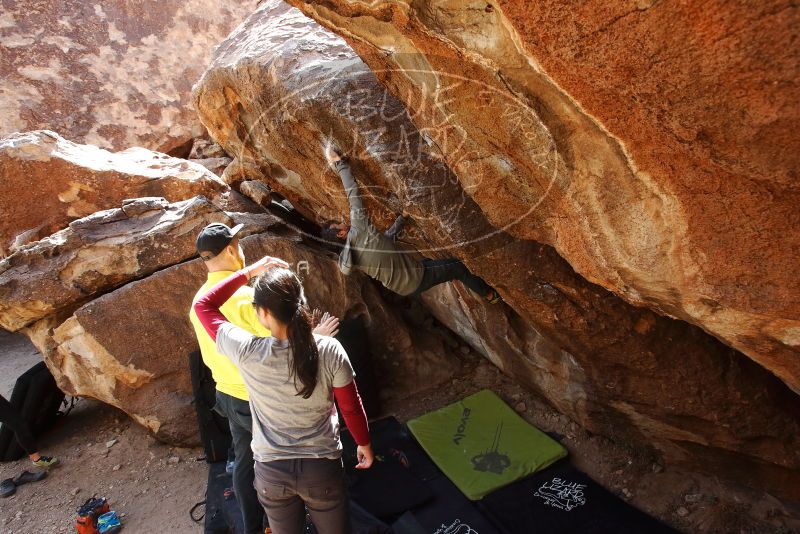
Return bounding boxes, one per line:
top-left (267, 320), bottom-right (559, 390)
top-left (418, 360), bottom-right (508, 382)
top-left (324, 143), bottom-right (342, 164)
top-left (244, 255), bottom-right (289, 279)
top-left (402, 208), bottom-right (410, 218)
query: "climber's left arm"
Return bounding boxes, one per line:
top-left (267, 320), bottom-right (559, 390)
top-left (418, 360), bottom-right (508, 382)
top-left (333, 158), bottom-right (369, 232)
top-left (384, 213), bottom-right (408, 240)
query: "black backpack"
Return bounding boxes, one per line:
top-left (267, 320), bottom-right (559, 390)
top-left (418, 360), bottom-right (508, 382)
top-left (0, 361), bottom-right (65, 461)
top-left (188, 351), bottom-right (232, 463)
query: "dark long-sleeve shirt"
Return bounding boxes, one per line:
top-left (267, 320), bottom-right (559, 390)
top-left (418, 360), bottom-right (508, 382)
top-left (194, 270), bottom-right (371, 456)
top-left (334, 159), bottom-right (423, 295)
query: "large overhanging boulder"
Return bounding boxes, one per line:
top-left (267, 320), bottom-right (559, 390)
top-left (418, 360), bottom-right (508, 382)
top-left (24, 231), bottom-right (459, 445)
top-left (0, 0), bottom-right (258, 153)
top-left (0, 196), bottom-right (233, 331)
top-left (192, 0), bottom-right (800, 499)
top-left (0, 131), bottom-right (229, 255)
top-left (281, 1), bottom-right (800, 395)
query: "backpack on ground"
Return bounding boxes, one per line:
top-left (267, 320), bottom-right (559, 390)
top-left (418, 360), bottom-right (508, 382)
top-left (0, 361), bottom-right (65, 461)
top-left (75, 496), bottom-right (110, 534)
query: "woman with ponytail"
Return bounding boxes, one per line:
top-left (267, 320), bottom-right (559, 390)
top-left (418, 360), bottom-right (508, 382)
top-left (194, 255), bottom-right (373, 534)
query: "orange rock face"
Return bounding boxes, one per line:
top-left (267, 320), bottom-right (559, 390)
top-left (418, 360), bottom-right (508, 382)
top-left (193, 1), bottom-right (800, 499)
top-left (0, 131), bottom-right (227, 255)
top-left (284, 0), bottom-right (800, 394)
top-left (0, 0), bottom-right (257, 153)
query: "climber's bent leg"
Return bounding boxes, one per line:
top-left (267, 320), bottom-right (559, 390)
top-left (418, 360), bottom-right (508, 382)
top-left (413, 258), bottom-right (493, 298)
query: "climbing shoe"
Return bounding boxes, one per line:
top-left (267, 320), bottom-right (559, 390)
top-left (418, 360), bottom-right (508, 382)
top-left (32, 456), bottom-right (59, 469)
top-left (486, 289), bottom-right (502, 304)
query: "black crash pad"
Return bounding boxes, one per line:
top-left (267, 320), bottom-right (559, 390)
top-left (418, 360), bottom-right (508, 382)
top-left (393, 475), bottom-right (500, 534)
top-left (478, 460), bottom-right (678, 534)
top-left (340, 417), bottom-right (435, 519)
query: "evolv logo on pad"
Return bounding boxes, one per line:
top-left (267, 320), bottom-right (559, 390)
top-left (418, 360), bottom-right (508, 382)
top-left (471, 420), bottom-right (511, 474)
top-left (452, 407), bottom-right (472, 445)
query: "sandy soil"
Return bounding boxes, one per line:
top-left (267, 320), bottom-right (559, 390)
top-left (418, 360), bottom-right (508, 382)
top-left (0, 330), bottom-right (798, 533)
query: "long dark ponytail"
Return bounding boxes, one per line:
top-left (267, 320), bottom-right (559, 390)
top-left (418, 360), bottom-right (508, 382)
top-left (253, 267), bottom-right (319, 399)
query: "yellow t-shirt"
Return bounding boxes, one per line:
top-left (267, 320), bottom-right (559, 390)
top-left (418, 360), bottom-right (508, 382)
top-left (189, 271), bottom-right (271, 401)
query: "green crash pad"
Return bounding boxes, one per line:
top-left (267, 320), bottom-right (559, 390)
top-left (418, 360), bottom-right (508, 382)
top-left (408, 389), bottom-right (567, 500)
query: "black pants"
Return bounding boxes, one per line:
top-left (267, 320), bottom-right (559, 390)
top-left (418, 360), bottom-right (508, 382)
top-left (412, 258), bottom-right (492, 298)
top-left (254, 457), bottom-right (350, 534)
top-left (0, 394), bottom-right (37, 455)
top-left (214, 391), bottom-right (266, 534)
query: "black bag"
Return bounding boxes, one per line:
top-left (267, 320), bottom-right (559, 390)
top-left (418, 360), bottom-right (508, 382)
top-left (195, 461), bottom-right (243, 534)
top-left (188, 351), bottom-right (232, 463)
top-left (0, 361), bottom-right (65, 461)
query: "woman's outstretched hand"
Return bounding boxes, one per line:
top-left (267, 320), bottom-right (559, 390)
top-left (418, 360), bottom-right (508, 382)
top-left (355, 443), bottom-right (374, 470)
top-left (311, 309), bottom-right (340, 337)
top-left (244, 255), bottom-right (289, 280)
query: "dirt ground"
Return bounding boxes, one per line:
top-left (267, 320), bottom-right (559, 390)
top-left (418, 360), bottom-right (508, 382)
top-left (0, 329), bottom-right (798, 533)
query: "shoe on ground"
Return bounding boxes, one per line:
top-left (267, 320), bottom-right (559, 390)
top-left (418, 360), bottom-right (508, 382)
top-left (32, 456), bottom-right (58, 469)
top-left (13, 470), bottom-right (47, 486)
top-left (0, 478), bottom-right (15, 498)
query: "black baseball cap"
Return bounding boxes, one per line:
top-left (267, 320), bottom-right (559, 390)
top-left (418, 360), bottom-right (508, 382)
top-left (196, 223), bottom-right (244, 260)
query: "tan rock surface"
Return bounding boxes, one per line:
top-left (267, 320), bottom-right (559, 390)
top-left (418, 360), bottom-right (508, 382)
top-left (189, 157), bottom-right (232, 176)
top-left (0, 196), bottom-right (237, 331)
top-left (0, 131), bottom-right (229, 255)
top-left (0, 0), bottom-right (257, 152)
top-left (283, 0), bottom-right (800, 394)
top-left (193, 1), bottom-right (800, 499)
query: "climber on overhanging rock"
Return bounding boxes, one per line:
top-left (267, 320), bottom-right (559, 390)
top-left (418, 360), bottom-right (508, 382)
top-left (188, 222), bottom-right (340, 534)
top-left (321, 144), bottom-right (502, 304)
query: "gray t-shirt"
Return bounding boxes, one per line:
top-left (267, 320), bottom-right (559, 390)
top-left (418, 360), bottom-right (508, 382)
top-left (215, 323), bottom-right (355, 462)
